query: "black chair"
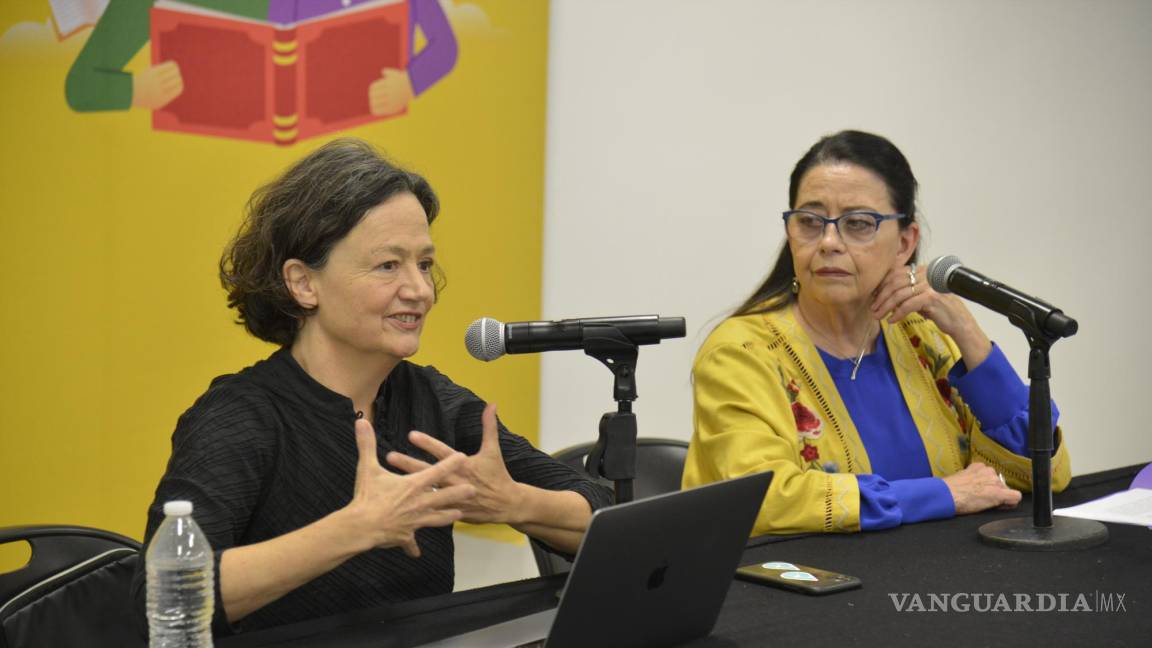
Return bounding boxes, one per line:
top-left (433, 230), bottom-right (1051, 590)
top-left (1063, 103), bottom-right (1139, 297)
top-left (531, 438), bottom-right (690, 577)
top-left (0, 525), bottom-right (143, 648)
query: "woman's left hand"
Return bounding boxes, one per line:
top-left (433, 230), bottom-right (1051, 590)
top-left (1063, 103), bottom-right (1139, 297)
top-left (386, 403), bottom-right (525, 526)
top-left (870, 263), bottom-right (993, 368)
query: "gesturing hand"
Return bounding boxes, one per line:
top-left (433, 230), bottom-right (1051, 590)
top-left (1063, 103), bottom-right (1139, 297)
top-left (943, 462), bottom-right (1022, 515)
top-left (387, 403), bottom-right (524, 526)
top-left (348, 418), bottom-right (475, 558)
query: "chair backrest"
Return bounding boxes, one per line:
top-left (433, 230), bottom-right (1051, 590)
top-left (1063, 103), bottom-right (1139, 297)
top-left (532, 438), bottom-right (690, 577)
top-left (0, 525), bottom-right (143, 648)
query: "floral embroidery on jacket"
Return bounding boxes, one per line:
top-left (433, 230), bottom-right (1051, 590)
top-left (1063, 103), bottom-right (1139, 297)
top-left (910, 329), bottom-right (973, 456)
top-left (779, 368), bottom-right (825, 470)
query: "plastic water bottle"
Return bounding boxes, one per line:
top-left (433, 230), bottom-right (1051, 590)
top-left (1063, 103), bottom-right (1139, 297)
top-left (146, 500), bottom-right (215, 647)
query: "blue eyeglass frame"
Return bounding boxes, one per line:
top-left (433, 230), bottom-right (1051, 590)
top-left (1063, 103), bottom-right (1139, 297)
top-left (781, 210), bottom-right (908, 239)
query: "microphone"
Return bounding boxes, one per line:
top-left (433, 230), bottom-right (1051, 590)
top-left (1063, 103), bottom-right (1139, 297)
top-left (465, 315), bottom-right (687, 361)
top-left (926, 255), bottom-right (1078, 339)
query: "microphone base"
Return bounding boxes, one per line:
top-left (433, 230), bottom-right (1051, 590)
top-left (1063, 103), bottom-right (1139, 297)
top-left (977, 516), bottom-right (1108, 551)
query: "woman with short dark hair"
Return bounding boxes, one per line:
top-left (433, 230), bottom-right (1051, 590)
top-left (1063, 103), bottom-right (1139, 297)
top-left (683, 130), bottom-right (1070, 534)
top-left (220, 138), bottom-right (444, 348)
top-left (133, 139), bottom-right (612, 635)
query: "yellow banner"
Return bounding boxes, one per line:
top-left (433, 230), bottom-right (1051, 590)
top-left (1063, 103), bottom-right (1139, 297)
top-left (0, 0), bottom-right (546, 561)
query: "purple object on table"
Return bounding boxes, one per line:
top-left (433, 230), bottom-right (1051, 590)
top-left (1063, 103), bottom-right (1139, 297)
top-left (1131, 463), bottom-right (1152, 489)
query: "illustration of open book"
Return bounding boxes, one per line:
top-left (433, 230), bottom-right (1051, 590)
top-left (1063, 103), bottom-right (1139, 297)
top-left (150, 0), bottom-right (409, 145)
top-left (49, 0), bottom-right (110, 40)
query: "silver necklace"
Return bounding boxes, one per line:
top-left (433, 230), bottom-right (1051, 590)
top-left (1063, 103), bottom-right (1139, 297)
top-left (849, 328), bottom-right (872, 381)
top-left (797, 305), bottom-right (874, 381)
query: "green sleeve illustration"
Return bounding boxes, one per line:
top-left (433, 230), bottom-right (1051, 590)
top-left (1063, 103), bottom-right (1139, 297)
top-left (65, 0), bottom-right (270, 112)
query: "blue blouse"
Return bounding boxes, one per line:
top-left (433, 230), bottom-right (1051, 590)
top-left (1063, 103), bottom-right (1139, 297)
top-left (817, 337), bottom-right (1056, 530)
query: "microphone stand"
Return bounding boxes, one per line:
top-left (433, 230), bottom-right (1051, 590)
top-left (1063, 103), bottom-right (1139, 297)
top-left (581, 326), bottom-right (639, 503)
top-left (977, 308), bottom-right (1107, 550)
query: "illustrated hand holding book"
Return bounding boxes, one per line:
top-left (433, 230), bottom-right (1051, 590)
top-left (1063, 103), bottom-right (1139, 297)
top-left (150, 0), bottom-right (409, 145)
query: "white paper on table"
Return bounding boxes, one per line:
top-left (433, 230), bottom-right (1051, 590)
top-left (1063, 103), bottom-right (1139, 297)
top-left (1053, 488), bottom-right (1152, 527)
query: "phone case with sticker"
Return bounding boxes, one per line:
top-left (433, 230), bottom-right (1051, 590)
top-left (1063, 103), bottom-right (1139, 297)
top-left (735, 561), bottom-right (862, 595)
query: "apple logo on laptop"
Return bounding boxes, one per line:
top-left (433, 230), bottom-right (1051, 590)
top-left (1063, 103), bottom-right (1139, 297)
top-left (647, 561), bottom-right (669, 590)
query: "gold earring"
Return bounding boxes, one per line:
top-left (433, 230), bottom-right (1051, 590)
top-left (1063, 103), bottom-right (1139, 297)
top-left (791, 278), bottom-right (800, 294)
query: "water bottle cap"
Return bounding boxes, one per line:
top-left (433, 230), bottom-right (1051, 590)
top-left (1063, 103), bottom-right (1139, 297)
top-left (163, 500), bottom-right (193, 516)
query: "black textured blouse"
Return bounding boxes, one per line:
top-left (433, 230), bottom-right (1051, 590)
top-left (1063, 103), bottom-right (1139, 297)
top-left (131, 348), bottom-right (612, 635)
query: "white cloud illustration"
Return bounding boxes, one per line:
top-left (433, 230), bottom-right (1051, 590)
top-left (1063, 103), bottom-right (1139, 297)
top-left (0, 19), bottom-right (57, 51)
top-left (439, 0), bottom-right (499, 36)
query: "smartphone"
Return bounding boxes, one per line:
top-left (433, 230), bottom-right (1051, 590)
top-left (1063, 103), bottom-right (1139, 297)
top-left (735, 561), bottom-right (862, 595)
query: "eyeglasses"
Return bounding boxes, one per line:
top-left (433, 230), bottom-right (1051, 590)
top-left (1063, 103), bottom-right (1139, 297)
top-left (782, 210), bottom-right (908, 245)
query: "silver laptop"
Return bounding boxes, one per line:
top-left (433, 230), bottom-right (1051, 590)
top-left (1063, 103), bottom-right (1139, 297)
top-left (419, 471), bottom-right (773, 648)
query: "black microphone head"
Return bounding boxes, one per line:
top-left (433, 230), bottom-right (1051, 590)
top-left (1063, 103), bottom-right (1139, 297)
top-left (659, 317), bottom-right (687, 340)
top-left (465, 317), bottom-right (506, 361)
top-left (927, 255), bottom-right (962, 293)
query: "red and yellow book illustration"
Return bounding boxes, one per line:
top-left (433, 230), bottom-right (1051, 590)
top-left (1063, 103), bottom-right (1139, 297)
top-left (150, 0), bottom-right (408, 145)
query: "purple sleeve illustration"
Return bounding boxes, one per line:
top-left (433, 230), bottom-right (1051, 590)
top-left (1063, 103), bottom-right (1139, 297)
top-left (408, 0), bottom-right (458, 96)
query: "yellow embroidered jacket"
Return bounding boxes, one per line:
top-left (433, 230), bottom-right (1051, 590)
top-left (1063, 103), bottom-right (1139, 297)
top-left (682, 304), bottom-right (1071, 535)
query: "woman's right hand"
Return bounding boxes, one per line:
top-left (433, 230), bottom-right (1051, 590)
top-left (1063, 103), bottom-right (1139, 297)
top-left (347, 418), bottom-right (475, 557)
top-left (942, 462), bottom-right (1022, 515)
top-left (217, 421), bottom-right (473, 622)
top-left (871, 263), bottom-right (993, 369)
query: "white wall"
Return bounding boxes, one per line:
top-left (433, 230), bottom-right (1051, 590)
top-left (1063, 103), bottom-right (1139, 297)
top-left (540, 0), bottom-right (1152, 475)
